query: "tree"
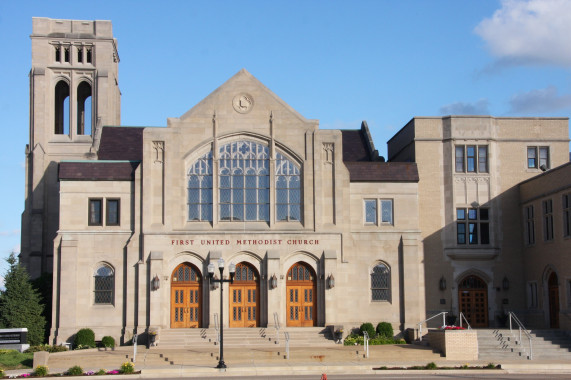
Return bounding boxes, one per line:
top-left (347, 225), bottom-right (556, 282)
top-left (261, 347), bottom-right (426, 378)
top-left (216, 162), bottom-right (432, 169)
top-left (0, 252), bottom-right (45, 345)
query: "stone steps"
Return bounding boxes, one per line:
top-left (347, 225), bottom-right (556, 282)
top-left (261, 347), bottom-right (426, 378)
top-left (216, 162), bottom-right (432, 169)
top-left (478, 329), bottom-right (571, 360)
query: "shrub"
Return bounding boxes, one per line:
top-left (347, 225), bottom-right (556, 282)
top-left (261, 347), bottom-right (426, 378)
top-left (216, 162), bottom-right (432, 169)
top-left (119, 361), bottom-right (135, 374)
top-left (33, 364), bottom-right (49, 377)
top-left (425, 362), bottom-right (437, 370)
top-left (376, 322), bottom-right (394, 338)
top-left (96, 368), bottom-right (107, 375)
top-left (359, 322), bottom-right (375, 338)
top-left (66, 365), bottom-right (84, 376)
top-left (25, 344), bottom-right (68, 353)
top-left (74, 328), bottom-right (95, 348)
top-left (0, 368), bottom-right (4, 378)
top-left (101, 336), bottom-right (115, 348)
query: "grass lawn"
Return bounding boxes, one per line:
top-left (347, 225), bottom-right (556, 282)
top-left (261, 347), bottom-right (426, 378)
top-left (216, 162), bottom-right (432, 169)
top-left (0, 350), bottom-right (34, 369)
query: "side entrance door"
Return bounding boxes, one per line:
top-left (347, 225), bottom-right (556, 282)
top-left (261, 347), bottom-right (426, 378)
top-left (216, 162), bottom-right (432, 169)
top-left (548, 272), bottom-right (560, 328)
top-left (286, 262), bottom-right (316, 327)
top-left (458, 275), bottom-right (488, 328)
top-left (170, 263), bottom-right (201, 328)
top-left (229, 263), bottom-right (259, 328)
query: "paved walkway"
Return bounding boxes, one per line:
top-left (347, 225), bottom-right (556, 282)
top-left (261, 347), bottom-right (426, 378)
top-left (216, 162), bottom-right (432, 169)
top-left (6, 344), bottom-right (571, 378)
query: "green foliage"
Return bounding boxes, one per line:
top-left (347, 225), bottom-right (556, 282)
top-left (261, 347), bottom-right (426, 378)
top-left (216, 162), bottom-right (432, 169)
top-left (66, 365), bottom-right (84, 376)
top-left (96, 368), bottom-right (107, 375)
top-left (31, 272), bottom-right (53, 343)
top-left (359, 322), bottom-right (375, 337)
top-left (25, 344), bottom-right (68, 353)
top-left (74, 328), bottom-right (95, 348)
top-left (486, 363), bottom-right (497, 369)
top-left (0, 253), bottom-right (46, 345)
top-left (0, 349), bottom-right (33, 369)
top-left (376, 322), bottom-right (394, 338)
top-left (101, 336), bottom-right (115, 348)
top-left (0, 367), bottom-right (4, 377)
top-left (119, 361), bottom-right (135, 374)
top-left (344, 333), bottom-right (406, 346)
top-left (425, 362), bottom-right (437, 370)
top-left (33, 364), bottom-right (49, 376)
top-left (343, 333), bottom-right (364, 346)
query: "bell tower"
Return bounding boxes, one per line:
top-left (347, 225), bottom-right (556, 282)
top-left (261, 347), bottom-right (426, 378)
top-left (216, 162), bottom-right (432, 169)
top-left (21, 18), bottom-right (121, 276)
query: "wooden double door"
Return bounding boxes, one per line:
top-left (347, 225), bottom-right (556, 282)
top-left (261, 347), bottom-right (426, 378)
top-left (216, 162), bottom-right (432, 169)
top-left (229, 263), bottom-right (260, 328)
top-left (458, 275), bottom-right (488, 328)
top-left (548, 272), bottom-right (560, 328)
top-left (286, 262), bottom-right (316, 327)
top-left (170, 263), bottom-right (202, 328)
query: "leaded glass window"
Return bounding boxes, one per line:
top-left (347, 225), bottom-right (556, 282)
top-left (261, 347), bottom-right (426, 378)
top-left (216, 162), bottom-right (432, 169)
top-left (371, 263), bottom-right (390, 301)
top-left (187, 151), bottom-right (213, 221)
top-left (276, 152), bottom-right (301, 221)
top-left (219, 141), bottom-right (269, 221)
top-left (94, 264), bottom-right (114, 304)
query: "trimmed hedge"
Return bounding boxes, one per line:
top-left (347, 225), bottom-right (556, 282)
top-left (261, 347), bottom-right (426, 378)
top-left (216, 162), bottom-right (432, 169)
top-left (74, 328), bottom-right (95, 348)
top-left (101, 336), bottom-right (115, 348)
top-left (376, 322), bottom-right (394, 338)
top-left (359, 322), bottom-right (375, 338)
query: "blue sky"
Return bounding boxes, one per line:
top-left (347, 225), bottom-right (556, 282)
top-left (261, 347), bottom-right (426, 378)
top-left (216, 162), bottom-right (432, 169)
top-left (1, 0), bottom-right (570, 284)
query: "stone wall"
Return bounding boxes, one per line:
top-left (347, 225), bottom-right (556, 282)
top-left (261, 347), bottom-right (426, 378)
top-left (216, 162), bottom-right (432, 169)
top-left (428, 329), bottom-right (478, 360)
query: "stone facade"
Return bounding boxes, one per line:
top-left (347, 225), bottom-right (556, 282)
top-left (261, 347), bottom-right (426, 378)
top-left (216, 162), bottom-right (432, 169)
top-left (20, 18), bottom-right (571, 345)
top-left (387, 116), bottom-right (570, 329)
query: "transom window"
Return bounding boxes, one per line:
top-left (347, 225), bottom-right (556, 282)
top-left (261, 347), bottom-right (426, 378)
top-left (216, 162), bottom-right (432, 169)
top-left (371, 263), bottom-right (391, 301)
top-left (187, 140), bottom-right (301, 223)
top-left (94, 264), bottom-right (114, 305)
top-left (457, 208), bottom-right (490, 245)
top-left (455, 145), bottom-right (488, 173)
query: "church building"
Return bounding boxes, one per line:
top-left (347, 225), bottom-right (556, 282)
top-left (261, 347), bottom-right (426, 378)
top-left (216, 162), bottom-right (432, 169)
top-left (20, 18), bottom-right (570, 345)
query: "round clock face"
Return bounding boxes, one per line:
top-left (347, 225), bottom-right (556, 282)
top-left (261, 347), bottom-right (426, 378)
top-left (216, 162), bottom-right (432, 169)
top-left (232, 93), bottom-right (254, 114)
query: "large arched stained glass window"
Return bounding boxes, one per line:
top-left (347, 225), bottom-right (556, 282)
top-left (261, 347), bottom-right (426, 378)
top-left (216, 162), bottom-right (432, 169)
top-left (187, 140), bottom-right (301, 223)
top-left (187, 151), bottom-right (213, 221)
top-left (276, 152), bottom-right (301, 221)
top-left (219, 141), bottom-right (269, 221)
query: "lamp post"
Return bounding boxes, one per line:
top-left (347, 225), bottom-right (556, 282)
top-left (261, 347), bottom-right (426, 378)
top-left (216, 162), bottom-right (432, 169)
top-left (208, 258), bottom-right (236, 369)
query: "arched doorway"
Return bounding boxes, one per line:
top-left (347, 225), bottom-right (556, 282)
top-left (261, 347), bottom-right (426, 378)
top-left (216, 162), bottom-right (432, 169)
top-left (458, 275), bottom-right (488, 327)
top-left (170, 263), bottom-right (202, 328)
top-left (286, 262), bottom-right (316, 327)
top-left (229, 262), bottom-right (260, 328)
top-left (548, 272), bottom-right (560, 328)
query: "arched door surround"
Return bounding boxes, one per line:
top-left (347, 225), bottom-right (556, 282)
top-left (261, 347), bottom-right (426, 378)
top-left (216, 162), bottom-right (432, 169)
top-left (286, 262), bottom-right (317, 327)
top-left (170, 262), bottom-right (202, 328)
top-left (458, 275), bottom-right (488, 328)
top-left (229, 262), bottom-right (260, 328)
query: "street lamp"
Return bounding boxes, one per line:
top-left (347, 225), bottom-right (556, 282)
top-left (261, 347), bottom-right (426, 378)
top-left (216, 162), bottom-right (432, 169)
top-left (208, 258), bottom-right (236, 369)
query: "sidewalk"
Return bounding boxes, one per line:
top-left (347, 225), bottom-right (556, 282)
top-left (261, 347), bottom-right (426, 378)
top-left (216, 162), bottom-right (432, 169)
top-left (6, 344), bottom-right (571, 378)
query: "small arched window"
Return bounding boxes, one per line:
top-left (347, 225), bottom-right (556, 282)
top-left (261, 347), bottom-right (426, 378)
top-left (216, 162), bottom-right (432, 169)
top-left (94, 264), bottom-right (114, 304)
top-left (371, 263), bottom-right (390, 302)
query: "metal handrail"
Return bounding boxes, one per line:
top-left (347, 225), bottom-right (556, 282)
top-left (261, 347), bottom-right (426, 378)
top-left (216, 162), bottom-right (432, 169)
top-left (508, 311), bottom-right (533, 360)
top-left (273, 312), bottom-right (280, 344)
top-left (417, 311), bottom-right (447, 341)
top-left (363, 331), bottom-right (370, 358)
top-left (284, 331), bottom-right (290, 360)
top-left (459, 312), bottom-right (472, 329)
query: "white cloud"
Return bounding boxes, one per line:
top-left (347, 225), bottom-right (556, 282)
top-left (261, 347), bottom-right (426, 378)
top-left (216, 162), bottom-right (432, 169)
top-left (0, 229), bottom-right (20, 237)
top-left (475, 0), bottom-right (571, 67)
top-left (509, 85), bottom-right (571, 114)
top-left (439, 99), bottom-right (490, 115)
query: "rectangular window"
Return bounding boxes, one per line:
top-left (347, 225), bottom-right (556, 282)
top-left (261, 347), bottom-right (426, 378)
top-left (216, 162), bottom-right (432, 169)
top-left (55, 45), bottom-right (61, 62)
top-left (527, 282), bottom-right (538, 308)
top-left (106, 199), bottom-right (120, 226)
top-left (543, 199), bottom-right (554, 241)
top-left (524, 205), bottom-right (535, 245)
top-left (381, 199), bottom-right (393, 224)
top-left (89, 199), bottom-right (103, 226)
top-left (455, 145), bottom-right (488, 173)
top-left (528, 146), bottom-right (550, 169)
top-left (563, 194), bottom-right (570, 238)
top-left (455, 146), bottom-right (465, 172)
top-left (457, 207), bottom-right (490, 245)
top-left (364, 199), bottom-right (377, 224)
